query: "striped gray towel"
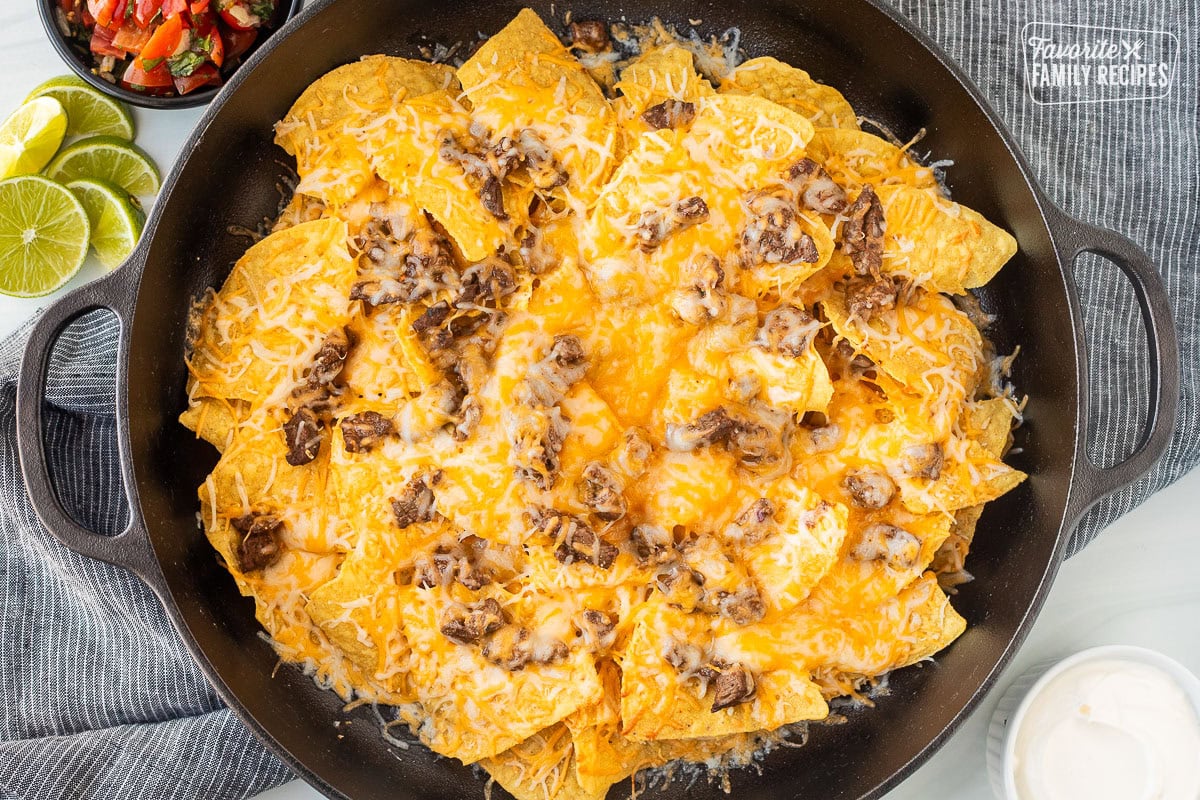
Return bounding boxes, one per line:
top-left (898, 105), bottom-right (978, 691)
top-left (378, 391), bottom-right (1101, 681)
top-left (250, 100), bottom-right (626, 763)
top-left (1, 1), bottom-right (1194, 798)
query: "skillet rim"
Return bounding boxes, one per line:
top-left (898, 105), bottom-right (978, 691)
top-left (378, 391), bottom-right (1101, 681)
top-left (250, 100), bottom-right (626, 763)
top-left (121, 0), bottom-right (1087, 797)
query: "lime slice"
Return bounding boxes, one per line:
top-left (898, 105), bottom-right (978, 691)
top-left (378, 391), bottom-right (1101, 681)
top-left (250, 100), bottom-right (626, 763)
top-left (0, 97), bottom-right (68, 180)
top-left (45, 135), bottom-right (160, 196)
top-left (67, 178), bottom-right (145, 269)
top-left (0, 175), bottom-right (90, 297)
top-left (25, 75), bottom-right (135, 140)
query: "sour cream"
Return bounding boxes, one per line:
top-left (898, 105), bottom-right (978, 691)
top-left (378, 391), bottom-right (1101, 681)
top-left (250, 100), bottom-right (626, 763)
top-left (1011, 658), bottom-right (1200, 800)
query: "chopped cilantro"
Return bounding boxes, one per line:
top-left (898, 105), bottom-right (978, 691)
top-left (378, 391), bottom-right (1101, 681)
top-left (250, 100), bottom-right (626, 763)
top-left (167, 50), bottom-right (206, 77)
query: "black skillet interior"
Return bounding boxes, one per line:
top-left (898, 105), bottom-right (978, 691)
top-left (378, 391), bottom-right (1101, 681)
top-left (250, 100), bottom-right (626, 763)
top-left (125, 0), bottom-right (1077, 797)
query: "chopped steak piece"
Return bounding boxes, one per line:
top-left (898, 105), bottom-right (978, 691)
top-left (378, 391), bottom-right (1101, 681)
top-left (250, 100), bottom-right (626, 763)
top-left (283, 408), bottom-right (323, 466)
top-left (612, 427), bottom-right (653, 479)
top-left (488, 135), bottom-right (521, 179)
top-left (850, 523), bottom-right (921, 569)
top-left (900, 442), bottom-right (944, 480)
top-left (635, 196), bottom-right (710, 251)
top-left (846, 273), bottom-right (899, 320)
top-left (549, 511), bottom-right (619, 569)
top-left (843, 468), bottom-right (896, 509)
top-left (841, 184), bottom-right (886, 276)
top-left (807, 423), bottom-right (841, 454)
top-left (411, 542), bottom-right (492, 591)
top-left (664, 407), bottom-right (738, 452)
top-left (670, 255), bottom-right (727, 325)
top-left (457, 257), bottom-right (517, 307)
top-left (714, 586), bottom-right (766, 626)
top-left (412, 300), bottom-right (452, 337)
top-left (654, 561), bottom-right (705, 612)
top-left (232, 514), bottom-right (284, 572)
top-left (740, 193), bottom-right (819, 267)
top-left (478, 174), bottom-right (508, 220)
top-left (288, 380), bottom-right (339, 416)
top-left (391, 471), bottom-right (441, 529)
top-left (437, 128), bottom-right (490, 182)
top-left (340, 411), bottom-right (395, 453)
top-left (723, 498), bottom-right (775, 546)
top-left (517, 129), bottom-right (569, 190)
top-left (578, 462), bottom-right (627, 521)
top-left (482, 626), bottom-right (569, 670)
top-left (667, 404), bottom-right (788, 469)
top-left (569, 19), bottom-right (610, 52)
top-left (519, 227), bottom-right (556, 274)
top-left (310, 327), bottom-right (350, 386)
top-left (664, 639), bottom-right (707, 675)
top-left (509, 406), bottom-right (570, 489)
top-left (757, 304), bottom-right (819, 356)
top-left (641, 99), bottom-right (696, 130)
top-left (630, 523), bottom-right (673, 564)
top-left (785, 157), bottom-right (848, 214)
top-left (574, 609), bottom-right (617, 651)
top-left (710, 662), bottom-right (757, 711)
top-left (514, 334), bottom-right (588, 409)
top-left (352, 226), bottom-right (461, 307)
top-left (439, 598), bottom-right (506, 645)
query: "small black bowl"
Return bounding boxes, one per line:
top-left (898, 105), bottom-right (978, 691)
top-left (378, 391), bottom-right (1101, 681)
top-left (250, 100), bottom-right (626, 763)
top-left (36, 0), bottom-right (301, 109)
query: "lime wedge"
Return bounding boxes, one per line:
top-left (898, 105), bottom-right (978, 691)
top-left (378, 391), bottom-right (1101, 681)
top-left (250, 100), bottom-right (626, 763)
top-left (45, 135), bottom-right (160, 196)
top-left (0, 175), bottom-right (90, 297)
top-left (67, 178), bottom-right (145, 269)
top-left (25, 75), bottom-right (135, 140)
top-left (0, 97), bottom-right (68, 180)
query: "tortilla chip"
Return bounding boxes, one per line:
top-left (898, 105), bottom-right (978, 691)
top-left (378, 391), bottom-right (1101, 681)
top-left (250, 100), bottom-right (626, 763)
top-left (583, 94), bottom-right (814, 301)
top-left (481, 726), bottom-right (602, 800)
top-left (203, 416), bottom-right (329, 518)
top-left (628, 448), bottom-right (740, 534)
top-left (728, 340), bottom-right (834, 417)
top-left (621, 601), bottom-right (828, 741)
top-left (188, 218), bottom-right (356, 407)
top-left (804, 511), bottom-right (954, 614)
top-left (735, 573), bottom-right (965, 674)
top-left (616, 44), bottom-right (714, 119)
top-left (806, 127), bottom-right (939, 191)
top-left (823, 285), bottom-right (984, 418)
top-left (875, 184), bottom-right (1018, 294)
top-left (457, 8), bottom-right (618, 208)
top-left (178, 397), bottom-right (244, 452)
top-left (274, 56), bottom-right (458, 206)
top-left (720, 56), bottom-right (858, 129)
top-left (366, 90), bottom-right (513, 261)
top-left (964, 398), bottom-right (1017, 458)
top-left (896, 439), bottom-right (1026, 515)
top-left (743, 482), bottom-right (848, 613)
top-left (396, 584), bottom-right (604, 763)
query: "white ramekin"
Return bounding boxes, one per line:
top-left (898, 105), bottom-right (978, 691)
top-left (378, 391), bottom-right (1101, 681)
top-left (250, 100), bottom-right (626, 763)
top-left (985, 644), bottom-right (1200, 800)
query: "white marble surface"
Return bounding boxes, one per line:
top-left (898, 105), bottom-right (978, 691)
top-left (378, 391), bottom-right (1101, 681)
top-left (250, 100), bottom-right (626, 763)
top-left (3, 6), bottom-right (1197, 800)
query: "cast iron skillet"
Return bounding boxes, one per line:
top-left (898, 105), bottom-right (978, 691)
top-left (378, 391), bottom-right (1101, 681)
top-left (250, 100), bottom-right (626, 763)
top-left (15, 0), bottom-right (1180, 797)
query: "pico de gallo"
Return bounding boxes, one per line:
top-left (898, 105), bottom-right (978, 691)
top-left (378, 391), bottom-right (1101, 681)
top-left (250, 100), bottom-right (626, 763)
top-left (54, 0), bottom-right (278, 96)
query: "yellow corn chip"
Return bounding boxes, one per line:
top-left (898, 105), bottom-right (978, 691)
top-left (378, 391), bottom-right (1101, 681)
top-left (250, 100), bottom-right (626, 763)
top-left (720, 56), bottom-right (858, 129)
top-left (616, 44), bottom-right (715, 119)
top-left (875, 183), bottom-right (1018, 294)
top-left (806, 127), bottom-right (939, 191)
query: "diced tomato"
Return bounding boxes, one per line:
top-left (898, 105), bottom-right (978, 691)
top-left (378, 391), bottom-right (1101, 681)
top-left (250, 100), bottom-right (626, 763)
top-left (204, 22), bottom-right (224, 66)
top-left (189, 0), bottom-right (210, 12)
top-left (220, 25), bottom-right (256, 60)
top-left (112, 0), bottom-right (129, 24)
top-left (87, 0), bottom-right (118, 27)
top-left (161, 0), bottom-right (187, 17)
top-left (137, 12), bottom-right (184, 68)
top-left (218, 4), bottom-right (257, 31)
top-left (172, 62), bottom-right (221, 94)
top-left (112, 20), bottom-right (153, 52)
top-left (59, 0), bottom-right (75, 12)
top-left (134, 0), bottom-right (162, 27)
top-left (121, 55), bottom-right (174, 87)
top-left (89, 24), bottom-right (126, 57)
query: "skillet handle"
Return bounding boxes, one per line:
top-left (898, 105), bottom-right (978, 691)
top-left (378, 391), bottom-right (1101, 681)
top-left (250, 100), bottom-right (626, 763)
top-left (15, 259), bottom-right (157, 581)
top-left (1048, 208), bottom-right (1180, 527)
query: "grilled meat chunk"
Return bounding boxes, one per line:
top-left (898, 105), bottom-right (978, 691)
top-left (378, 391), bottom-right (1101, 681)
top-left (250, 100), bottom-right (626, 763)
top-left (641, 99), bottom-right (696, 130)
top-left (850, 523), bottom-right (921, 569)
top-left (232, 514), bottom-right (284, 572)
top-left (740, 192), bottom-right (819, 266)
top-left (843, 468), bottom-right (896, 509)
top-left (391, 471), bottom-right (441, 529)
top-left (340, 411), bottom-right (395, 453)
top-left (439, 598), bottom-right (506, 645)
top-left (841, 184), bottom-right (885, 276)
top-left (757, 304), bottom-right (819, 356)
top-left (785, 157), bottom-right (848, 214)
top-left (635, 196), bottom-right (710, 251)
top-left (710, 661), bottom-right (757, 711)
top-left (578, 462), bottom-right (627, 521)
top-left (283, 408), bottom-right (323, 466)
